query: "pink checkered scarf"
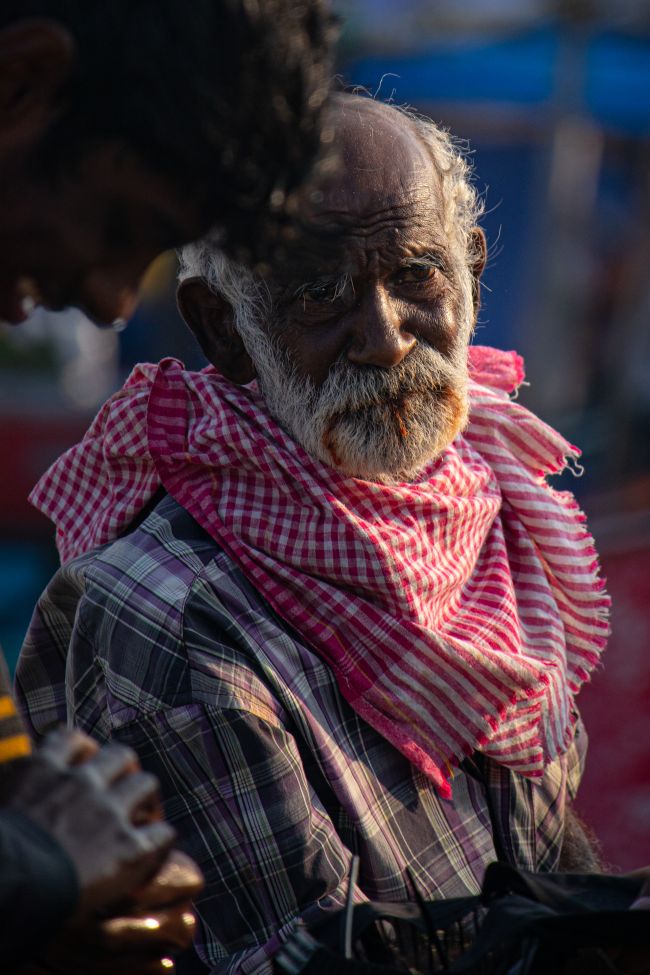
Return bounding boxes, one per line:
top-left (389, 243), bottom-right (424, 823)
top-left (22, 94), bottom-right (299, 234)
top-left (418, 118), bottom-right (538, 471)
top-left (31, 346), bottom-right (609, 798)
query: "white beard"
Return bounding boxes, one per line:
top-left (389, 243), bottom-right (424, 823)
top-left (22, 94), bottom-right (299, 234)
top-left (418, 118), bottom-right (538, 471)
top-left (237, 317), bottom-right (469, 483)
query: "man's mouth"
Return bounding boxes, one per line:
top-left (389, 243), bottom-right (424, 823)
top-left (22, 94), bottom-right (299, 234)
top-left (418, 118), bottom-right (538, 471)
top-left (320, 391), bottom-right (417, 462)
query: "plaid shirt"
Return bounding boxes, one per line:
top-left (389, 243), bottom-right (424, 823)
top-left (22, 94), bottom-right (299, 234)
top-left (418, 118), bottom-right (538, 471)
top-left (16, 493), bottom-right (586, 975)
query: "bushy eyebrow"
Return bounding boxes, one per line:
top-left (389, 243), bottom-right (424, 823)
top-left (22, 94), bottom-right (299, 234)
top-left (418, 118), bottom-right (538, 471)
top-left (397, 251), bottom-right (449, 274)
top-left (292, 271), bottom-right (353, 301)
top-left (283, 246), bottom-right (452, 305)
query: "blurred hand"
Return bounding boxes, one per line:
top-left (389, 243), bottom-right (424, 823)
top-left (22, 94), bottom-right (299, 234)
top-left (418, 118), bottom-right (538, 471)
top-left (17, 850), bottom-right (205, 975)
top-left (7, 727), bottom-right (175, 917)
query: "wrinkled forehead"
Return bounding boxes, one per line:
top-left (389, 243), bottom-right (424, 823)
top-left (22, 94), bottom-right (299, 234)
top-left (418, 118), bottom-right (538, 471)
top-left (298, 98), bottom-right (442, 228)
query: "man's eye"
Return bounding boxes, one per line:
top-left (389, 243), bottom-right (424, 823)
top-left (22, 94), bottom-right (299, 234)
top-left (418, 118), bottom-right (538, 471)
top-left (296, 279), bottom-right (346, 305)
top-left (395, 264), bottom-right (437, 285)
top-left (303, 284), bottom-right (336, 303)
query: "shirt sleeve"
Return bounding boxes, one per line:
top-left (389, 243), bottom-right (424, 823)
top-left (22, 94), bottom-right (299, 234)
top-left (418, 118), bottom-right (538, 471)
top-left (14, 563), bottom-right (85, 743)
top-left (116, 703), bottom-right (367, 975)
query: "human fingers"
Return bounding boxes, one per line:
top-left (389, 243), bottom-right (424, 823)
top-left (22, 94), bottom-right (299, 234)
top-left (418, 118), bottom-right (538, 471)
top-left (131, 819), bottom-right (177, 859)
top-left (100, 906), bottom-right (197, 953)
top-left (21, 911), bottom-right (186, 975)
top-left (38, 726), bottom-right (100, 768)
top-left (129, 851), bottom-right (205, 911)
top-left (76, 741), bottom-right (142, 786)
top-left (32, 941), bottom-right (179, 975)
top-left (110, 767), bottom-right (164, 824)
top-left (70, 818), bottom-right (176, 918)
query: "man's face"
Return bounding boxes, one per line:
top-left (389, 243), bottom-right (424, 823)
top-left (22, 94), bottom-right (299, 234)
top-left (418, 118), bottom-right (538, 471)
top-left (0, 142), bottom-right (209, 326)
top-left (238, 101), bottom-right (476, 483)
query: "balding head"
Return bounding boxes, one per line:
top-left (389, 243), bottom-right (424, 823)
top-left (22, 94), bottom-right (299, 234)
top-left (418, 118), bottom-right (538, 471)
top-left (298, 95), bottom-right (439, 220)
top-left (296, 94), bottom-right (483, 283)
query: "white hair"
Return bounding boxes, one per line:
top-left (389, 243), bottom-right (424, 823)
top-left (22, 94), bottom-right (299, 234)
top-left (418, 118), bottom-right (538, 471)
top-left (178, 236), bottom-right (264, 337)
top-left (405, 107), bottom-right (484, 272)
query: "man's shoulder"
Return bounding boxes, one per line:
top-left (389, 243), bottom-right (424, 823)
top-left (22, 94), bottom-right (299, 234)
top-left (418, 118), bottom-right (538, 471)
top-left (81, 491), bottom-right (218, 588)
top-left (71, 492), bottom-right (227, 647)
top-left (70, 494), bottom-right (288, 716)
top-left (26, 494), bottom-right (215, 656)
top-left (19, 494), bottom-right (301, 738)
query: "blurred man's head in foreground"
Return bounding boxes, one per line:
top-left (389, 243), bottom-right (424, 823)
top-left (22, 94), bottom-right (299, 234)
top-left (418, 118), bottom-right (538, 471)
top-left (178, 93), bottom-right (487, 484)
top-left (0, 0), bottom-right (334, 325)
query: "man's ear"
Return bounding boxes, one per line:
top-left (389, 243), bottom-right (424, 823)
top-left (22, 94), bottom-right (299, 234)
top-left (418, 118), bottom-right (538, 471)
top-left (177, 277), bottom-right (256, 385)
top-left (468, 227), bottom-right (487, 323)
top-left (0, 21), bottom-right (75, 150)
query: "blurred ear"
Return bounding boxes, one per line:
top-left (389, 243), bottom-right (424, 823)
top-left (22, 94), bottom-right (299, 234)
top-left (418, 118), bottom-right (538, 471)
top-left (469, 227), bottom-right (487, 322)
top-left (0, 21), bottom-right (75, 150)
top-left (177, 277), bottom-right (256, 385)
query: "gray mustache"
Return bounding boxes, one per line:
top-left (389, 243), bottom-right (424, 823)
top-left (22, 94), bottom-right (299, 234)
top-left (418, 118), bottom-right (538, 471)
top-left (310, 346), bottom-right (460, 413)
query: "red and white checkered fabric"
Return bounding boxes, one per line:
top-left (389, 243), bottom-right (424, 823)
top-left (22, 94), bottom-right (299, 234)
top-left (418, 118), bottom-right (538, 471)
top-left (31, 346), bottom-right (609, 798)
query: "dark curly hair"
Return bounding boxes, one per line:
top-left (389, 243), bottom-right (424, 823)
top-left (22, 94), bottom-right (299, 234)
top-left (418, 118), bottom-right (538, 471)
top-left (1, 0), bottom-right (335, 261)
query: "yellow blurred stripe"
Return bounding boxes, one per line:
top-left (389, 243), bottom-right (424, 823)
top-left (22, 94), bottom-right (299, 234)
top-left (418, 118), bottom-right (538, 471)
top-left (0, 695), bottom-right (17, 720)
top-left (0, 734), bottom-right (32, 762)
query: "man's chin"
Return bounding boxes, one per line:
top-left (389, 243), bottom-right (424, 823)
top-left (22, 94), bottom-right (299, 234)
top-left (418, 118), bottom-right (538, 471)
top-left (315, 387), bottom-right (469, 484)
top-left (320, 449), bottom-right (437, 485)
top-left (323, 444), bottom-right (443, 485)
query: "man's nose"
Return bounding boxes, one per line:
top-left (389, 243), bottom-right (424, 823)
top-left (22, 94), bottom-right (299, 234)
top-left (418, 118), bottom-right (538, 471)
top-left (347, 286), bottom-right (416, 369)
top-left (78, 271), bottom-right (140, 327)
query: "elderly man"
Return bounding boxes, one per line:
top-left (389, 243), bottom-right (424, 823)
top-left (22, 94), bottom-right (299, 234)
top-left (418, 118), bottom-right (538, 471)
top-left (17, 95), bottom-right (610, 974)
